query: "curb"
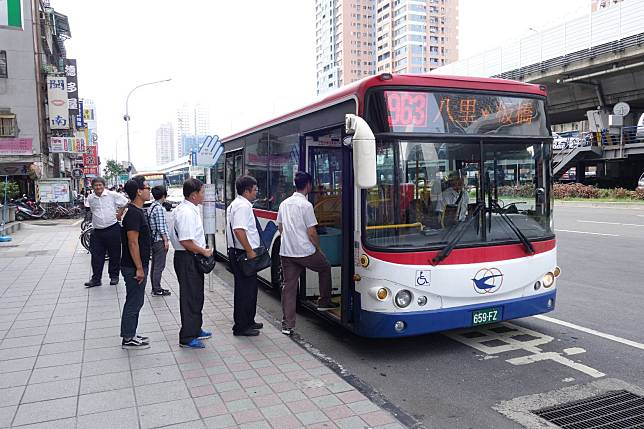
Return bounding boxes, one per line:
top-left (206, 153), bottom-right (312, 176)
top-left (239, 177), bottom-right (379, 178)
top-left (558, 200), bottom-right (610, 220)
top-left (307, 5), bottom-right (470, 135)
top-left (554, 200), bottom-right (644, 208)
top-left (0, 221), bottom-right (22, 236)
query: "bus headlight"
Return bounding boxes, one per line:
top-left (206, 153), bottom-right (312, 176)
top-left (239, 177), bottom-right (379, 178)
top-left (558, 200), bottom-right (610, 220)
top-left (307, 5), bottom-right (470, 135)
top-left (417, 296), bottom-right (428, 306)
top-left (542, 272), bottom-right (555, 288)
top-left (395, 290), bottom-right (412, 308)
top-left (553, 266), bottom-right (561, 277)
top-left (376, 288), bottom-right (388, 300)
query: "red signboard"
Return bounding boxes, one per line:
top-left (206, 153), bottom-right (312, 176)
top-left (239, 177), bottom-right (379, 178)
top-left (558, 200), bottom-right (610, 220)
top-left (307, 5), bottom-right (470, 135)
top-left (83, 144), bottom-right (99, 176)
top-left (0, 138), bottom-right (33, 155)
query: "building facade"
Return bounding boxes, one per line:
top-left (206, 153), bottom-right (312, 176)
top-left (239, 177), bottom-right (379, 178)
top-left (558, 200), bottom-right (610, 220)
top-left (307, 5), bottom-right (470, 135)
top-left (315, 0), bottom-right (458, 95)
top-left (0, 0), bottom-right (43, 195)
top-left (0, 0), bottom-right (89, 198)
top-left (155, 122), bottom-right (174, 165)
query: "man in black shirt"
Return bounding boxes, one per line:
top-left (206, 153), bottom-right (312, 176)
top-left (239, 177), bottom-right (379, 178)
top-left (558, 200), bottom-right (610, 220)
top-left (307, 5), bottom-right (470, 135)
top-left (120, 175), bottom-right (152, 349)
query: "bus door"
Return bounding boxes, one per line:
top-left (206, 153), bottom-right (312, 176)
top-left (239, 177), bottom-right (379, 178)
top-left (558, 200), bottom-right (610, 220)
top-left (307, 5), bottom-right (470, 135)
top-left (223, 150), bottom-right (244, 250)
top-left (304, 132), bottom-right (344, 321)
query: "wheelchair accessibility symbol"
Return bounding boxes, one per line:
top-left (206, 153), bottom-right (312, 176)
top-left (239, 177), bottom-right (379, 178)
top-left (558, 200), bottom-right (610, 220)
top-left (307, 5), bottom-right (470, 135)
top-left (415, 270), bottom-right (431, 287)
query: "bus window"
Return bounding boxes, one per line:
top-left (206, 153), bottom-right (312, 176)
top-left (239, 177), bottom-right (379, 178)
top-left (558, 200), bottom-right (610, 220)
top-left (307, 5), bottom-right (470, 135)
top-left (245, 132), bottom-right (269, 209)
top-left (269, 132), bottom-right (299, 211)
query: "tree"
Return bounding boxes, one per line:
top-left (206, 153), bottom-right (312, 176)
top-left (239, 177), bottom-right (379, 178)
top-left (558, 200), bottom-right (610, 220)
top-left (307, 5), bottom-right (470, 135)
top-left (103, 159), bottom-right (126, 185)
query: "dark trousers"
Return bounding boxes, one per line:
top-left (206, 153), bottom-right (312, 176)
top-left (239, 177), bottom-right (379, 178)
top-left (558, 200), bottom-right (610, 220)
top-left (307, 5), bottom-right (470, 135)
top-left (150, 240), bottom-right (167, 292)
top-left (174, 251), bottom-right (204, 345)
top-left (228, 248), bottom-right (258, 333)
top-left (281, 250), bottom-right (332, 329)
top-left (120, 265), bottom-right (148, 339)
top-left (90, 222), bottom-right (121, 283)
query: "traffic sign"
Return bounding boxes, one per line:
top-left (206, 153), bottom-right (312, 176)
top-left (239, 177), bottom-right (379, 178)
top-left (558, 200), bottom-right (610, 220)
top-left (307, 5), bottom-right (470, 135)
top-left (119, 174), bottom-right (129, 182)
top-left (196, 135), bottom-right (224, 167)
top-left (613, 102), bottom-right (630, 116)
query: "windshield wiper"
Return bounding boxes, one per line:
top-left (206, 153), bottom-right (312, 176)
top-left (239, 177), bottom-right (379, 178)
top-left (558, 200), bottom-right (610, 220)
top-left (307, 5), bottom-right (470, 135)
top-left (432, 202), bottom-right (485, 265)
top-left (491, 201), bottom-right (535, 255)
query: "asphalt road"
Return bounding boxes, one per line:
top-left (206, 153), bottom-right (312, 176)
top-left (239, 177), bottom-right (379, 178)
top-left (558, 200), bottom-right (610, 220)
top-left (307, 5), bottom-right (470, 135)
top-left (211, 202), bottom-right (644, 428)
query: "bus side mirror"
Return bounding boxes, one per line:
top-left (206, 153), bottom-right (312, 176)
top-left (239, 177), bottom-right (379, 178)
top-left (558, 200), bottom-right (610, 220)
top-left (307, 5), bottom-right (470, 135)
top-left (345, 114), bottom-right (376, 189)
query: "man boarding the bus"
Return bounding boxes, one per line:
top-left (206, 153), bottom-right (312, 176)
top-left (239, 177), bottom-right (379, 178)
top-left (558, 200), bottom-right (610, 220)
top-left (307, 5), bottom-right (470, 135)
top-left (84, 176), bottom-right (128, 288)
top-left (171, 178), bottom-right (213, 349)
top-left (277, 171), bottom-right (338, 336)
top-left (226, 175), bottom-right (264, 337)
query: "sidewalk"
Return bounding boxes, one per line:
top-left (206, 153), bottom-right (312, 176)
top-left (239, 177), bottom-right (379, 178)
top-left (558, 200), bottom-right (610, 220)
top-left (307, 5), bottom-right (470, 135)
top-left (0, 221), bottom-right (405, 429)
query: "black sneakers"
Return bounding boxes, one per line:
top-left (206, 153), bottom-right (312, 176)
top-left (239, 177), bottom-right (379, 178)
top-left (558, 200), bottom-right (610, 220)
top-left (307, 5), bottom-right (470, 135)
top-left (84, 281), bottom-right (101, 288)
top-left (122, 337), bottom-right (150, 349)
top-left (110, 278), bottom-right (119, 285)
top-left (151, 289), bottom-right (171, 296)
top-left (281, 327), bottom-right (294, 336)
top-left (233, 328), bottom-right (260, 337)
top-left (250, 322), bottom-right (264, 330)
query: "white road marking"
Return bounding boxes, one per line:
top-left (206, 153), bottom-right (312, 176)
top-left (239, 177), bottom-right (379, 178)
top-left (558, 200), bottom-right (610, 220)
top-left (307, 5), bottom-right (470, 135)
top-left (446, 322), bottom-right (605, 378)
top-left (534, 315), bottom-right (644, 351)
top-left (506, 352), bottom-right (605, 378)
top-left (578, 220), bottom-right (644, 227)
top-left (555, 229), bottom-right (619, 237)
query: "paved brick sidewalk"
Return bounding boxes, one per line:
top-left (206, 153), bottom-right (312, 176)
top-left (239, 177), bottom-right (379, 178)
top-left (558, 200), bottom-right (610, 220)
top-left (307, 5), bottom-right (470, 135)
top-left (0, 222), bottom-right (405, 429)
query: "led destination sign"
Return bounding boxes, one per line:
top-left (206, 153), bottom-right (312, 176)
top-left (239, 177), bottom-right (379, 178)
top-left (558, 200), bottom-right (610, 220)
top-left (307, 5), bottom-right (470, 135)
top-left (374, 90), bottom-right (548, 136)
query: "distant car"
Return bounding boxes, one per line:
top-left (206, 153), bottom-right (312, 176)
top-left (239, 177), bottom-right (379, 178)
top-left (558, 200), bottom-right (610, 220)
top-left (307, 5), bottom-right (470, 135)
top-left (637, 113), bottom-right (644, 140)
top-left (638, 172), bottom-right (644, 190)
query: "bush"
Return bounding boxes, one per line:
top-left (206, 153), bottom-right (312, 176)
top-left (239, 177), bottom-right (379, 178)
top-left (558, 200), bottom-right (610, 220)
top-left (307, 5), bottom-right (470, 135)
top-left (0, 180), bottom-right (21, 200)
top-left (553, 183), bottom-right (644, 200)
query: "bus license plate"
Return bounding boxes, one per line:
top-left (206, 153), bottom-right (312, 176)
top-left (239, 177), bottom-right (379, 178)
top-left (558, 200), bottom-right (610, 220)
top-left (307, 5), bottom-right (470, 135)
top-left (472, 307), bottom-right (500, 326)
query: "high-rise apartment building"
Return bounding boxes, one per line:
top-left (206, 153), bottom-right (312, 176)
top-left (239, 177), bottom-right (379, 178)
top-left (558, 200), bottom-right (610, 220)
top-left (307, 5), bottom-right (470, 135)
top-left (315, 0), bottom-right (458, 95)
top-left (376, 0), bottom-right (458, 74)
top-left (155, 122), bottom-right (174, 165)
top-left (315, 0), bottom-right (377, 95)
top-left (175, 104), bottom-right (210, 158)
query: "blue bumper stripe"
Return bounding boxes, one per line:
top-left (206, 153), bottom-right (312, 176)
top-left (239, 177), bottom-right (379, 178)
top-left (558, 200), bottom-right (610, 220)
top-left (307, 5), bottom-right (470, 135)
top-left (355, 291), bottom-right (556, 338)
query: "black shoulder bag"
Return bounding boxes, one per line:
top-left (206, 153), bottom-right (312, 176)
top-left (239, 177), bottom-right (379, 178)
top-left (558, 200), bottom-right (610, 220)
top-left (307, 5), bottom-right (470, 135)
top-left (229, 215), bottom-right (271, 277)
top-left (174, 223), bottom-right (215, 274)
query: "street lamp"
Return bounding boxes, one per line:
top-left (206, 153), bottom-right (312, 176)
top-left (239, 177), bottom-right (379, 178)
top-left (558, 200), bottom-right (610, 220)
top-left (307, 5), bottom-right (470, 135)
top-left (123, 78), bottom-right (172, 177)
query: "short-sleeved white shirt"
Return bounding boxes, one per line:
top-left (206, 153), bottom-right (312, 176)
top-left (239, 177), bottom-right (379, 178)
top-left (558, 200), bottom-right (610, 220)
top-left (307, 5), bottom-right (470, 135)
top-left (436, 187), bottom-right (469, 221)
top-left (85, 190), bottom-right (128, 229)
top-left (226, 195), bottom-right (260, 250)
top-left (170, 200), bottom-right (206, 250)
top-left (277, 192), bottom-right (318, 258)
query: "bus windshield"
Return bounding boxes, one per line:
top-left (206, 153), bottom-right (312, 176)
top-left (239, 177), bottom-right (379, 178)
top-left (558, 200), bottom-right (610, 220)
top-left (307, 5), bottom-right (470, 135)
top-left (364, 139), bottom-right (553, 251)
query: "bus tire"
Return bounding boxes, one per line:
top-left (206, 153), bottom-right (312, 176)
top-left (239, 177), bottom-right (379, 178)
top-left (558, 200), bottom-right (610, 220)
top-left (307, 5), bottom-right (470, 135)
top-left (270, 238), bottom-right (283, 291)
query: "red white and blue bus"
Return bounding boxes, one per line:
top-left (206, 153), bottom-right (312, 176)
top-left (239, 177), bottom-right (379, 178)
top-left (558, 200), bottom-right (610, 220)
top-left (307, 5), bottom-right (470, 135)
top-left (211, 73), bottom-right (559, 337)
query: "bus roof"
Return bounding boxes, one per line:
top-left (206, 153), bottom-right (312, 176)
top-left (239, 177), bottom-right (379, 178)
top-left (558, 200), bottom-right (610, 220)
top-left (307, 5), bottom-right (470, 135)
top-left (223, 73), bottom-right (548, 142)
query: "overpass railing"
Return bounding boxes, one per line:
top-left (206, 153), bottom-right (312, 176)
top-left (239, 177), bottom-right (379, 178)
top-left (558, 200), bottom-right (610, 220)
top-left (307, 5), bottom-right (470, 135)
top-left (433, 0), bottom-right (644, 79)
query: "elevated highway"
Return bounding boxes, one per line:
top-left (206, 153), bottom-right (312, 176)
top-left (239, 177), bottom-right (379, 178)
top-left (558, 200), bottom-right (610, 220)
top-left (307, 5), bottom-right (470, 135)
top-left (434, 0), bottom-right (644, 187)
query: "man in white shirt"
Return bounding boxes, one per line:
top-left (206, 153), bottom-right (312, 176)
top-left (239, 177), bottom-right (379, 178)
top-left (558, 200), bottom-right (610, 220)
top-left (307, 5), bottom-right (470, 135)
top-left (84, 177), bottom-right (128, 287)
top-left (171, 178), bottom-right (213, 349)
top-left (226, 175), bottom-right (263, 337)
top-left (277, 172), bottom-right (338, 336)
top-left (436, 172), bottom-right (469, 225)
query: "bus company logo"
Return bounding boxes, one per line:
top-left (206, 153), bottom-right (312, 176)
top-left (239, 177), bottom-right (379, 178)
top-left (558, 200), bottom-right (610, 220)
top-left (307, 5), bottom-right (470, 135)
top-left (472, 268), bottom-right (503, 294)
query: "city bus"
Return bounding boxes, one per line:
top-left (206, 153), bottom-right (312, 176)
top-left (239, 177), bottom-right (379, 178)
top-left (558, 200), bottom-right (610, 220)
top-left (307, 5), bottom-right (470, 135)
top-left (211, 73), bottom-right (560, 338)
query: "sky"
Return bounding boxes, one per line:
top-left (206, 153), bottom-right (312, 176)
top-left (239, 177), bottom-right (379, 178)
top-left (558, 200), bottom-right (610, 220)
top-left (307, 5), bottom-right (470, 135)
top-left (52, 0), bottom-right (591, 171)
